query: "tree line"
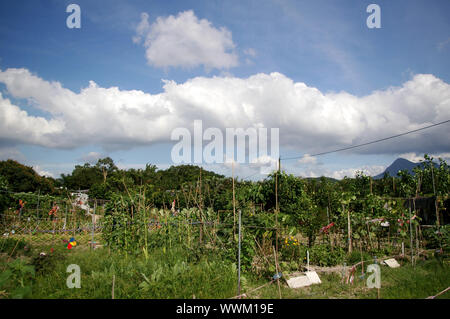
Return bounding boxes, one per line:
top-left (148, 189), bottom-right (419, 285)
top-left (0, 154), bottom-right (449, 217)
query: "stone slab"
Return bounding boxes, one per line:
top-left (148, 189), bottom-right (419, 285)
top-left (305, 271), bottom-right (322, 284)
top-left (286, 275), bottom-right (312, 288)
top-left (383, 258), bottom-right (400, 268)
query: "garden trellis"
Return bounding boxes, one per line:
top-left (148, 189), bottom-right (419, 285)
top-left (2, 188), bottom-right (447, 271)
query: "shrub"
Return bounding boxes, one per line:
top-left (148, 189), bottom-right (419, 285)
top-left (423, 225), bottom-right (450, 251)
top-left (0, 237), bottom-right (30, 257)
top-left (309, 244), bottom-right (346, 267)
top-left (346, 250), bottom-right (373, 265)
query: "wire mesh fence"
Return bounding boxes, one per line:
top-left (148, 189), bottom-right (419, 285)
top-left (0, 191), bottom-right (444, 271)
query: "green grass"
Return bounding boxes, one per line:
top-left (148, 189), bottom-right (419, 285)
top-left (380, 258), bottom-right (450, 298)
top-left (26, 246), bottom-right (237, 299)
top-left (244, 258), bottom-right (450, 299)
top-left (1, 237), bottom-right (449, 299)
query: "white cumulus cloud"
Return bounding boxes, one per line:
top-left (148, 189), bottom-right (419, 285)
top-left (296, 165), bottom-right (386, 180)
top-left (33, 165), bottom-right (54, 178)
top-left (329, 165), bottom-right (386, 180)
top-left (298, 154), bottom-right (317, 165)
top-left (133, 10), bottom-right (238, 70)
top-left (78, 152), bottom-right (104, 164)
top-left (399, 152), bottom-right (450, 163)
top-left (0, 68), bottom-right (449, 159)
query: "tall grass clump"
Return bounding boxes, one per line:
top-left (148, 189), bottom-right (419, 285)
top-left (30, 245), bottom-right (237, 299)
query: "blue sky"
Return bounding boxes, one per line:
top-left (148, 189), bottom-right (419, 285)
top-left (0, 0), bottom-right (449, 179)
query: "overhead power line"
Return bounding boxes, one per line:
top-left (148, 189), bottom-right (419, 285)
top-left (281, 119), bottom-right (450, 161)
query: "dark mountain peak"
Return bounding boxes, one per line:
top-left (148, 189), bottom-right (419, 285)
top-left (392, 158), bottom-right (414, 165)
top-left (374, 157), bottom-right (424, 179)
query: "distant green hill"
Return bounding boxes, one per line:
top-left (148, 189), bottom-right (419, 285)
top-left (303, 176), bottom-right (339, 183)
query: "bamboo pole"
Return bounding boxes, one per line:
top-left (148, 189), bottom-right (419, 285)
top-left (414, 199), bottom-right (419, 259)
top-left (367, 223), bottom-right (373, 251)
top-left (435, 197), bottom-right (440, 227)
top-left (431, 164), bottom-right (436, 197)
top-left (306, 250), bottom-right (309, 271)
top-left (326, 206), bottom-right (332, 246)
top-left (408, 204), bottom-right (414, 266)
top-left (52, 215), bottom-right (55, 248)
top-left (431, 165), bottom-right (440, 227)
top-left (345, 204), bottom-right (352, 253)
top-left (273, 246), bottom-right (282, 299)
top-left (91, 200), bottom-right (96, 249)
top-left (416, 224), bottom-right (419, 260)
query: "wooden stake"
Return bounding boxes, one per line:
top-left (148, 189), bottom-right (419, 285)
top-left (273, 246), bottom-right (282, 299)
top-left (345, 204), bottom-right (352, 253)
top-left (91, 200), bottom-right (96, 249)
top-left (416, 173), bottom-right (422, 198)
top-left (112, 274), bottom-right (115, 299)
top-left (367, 223), bottom-right (373, 251)
top-left (360, 244), bottom-right (364, 276)
top-left (306, 250), bottom-right (309, 271)
top-left (416, 224), bottom-right (419, 260)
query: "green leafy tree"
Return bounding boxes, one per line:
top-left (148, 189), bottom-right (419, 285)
top-left (0, 160), bottom-right (53, 193)
top-left (95, 157), bottom-right (118, 183)
top-left (61, 163), bottom-right (103, 190)
top-left (0, 175), bottom-right (10, 216)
